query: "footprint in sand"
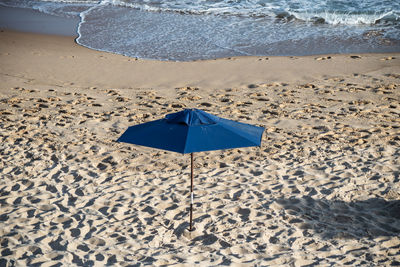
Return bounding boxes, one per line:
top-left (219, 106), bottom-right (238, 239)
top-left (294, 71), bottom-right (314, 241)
top-left (315, 56), bottom-right (332, 60)
top-left (115, 96), bottom-right (130, 102)
top-left (248, 84), bottom-right (259, 89)
top-left (90, 103), bottom-right (102, 107)
top-left (182, 95), bottom-right (203, 101)
top-left (177, 86), bottom-right (199, 91)
top-left (199, 102), bottom-right (212, 107)
top-left (299, 83), bottom-right (316, 89)
top-left (168, 103), bottom-right (186, 108)
top-left (381, 56), bottom-right (396, 61)
top-left (384, 73), bottom-right (400, 79)
top-left (106, 89), bottom-right (120, 96)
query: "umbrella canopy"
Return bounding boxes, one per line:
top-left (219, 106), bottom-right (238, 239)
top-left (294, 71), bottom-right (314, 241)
top-left (117, 108), bottom-right (264, 153)
top-left (117, 108), bottom-right (264, 231)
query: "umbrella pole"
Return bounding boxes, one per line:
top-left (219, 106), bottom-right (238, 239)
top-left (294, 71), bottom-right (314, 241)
top-left (189, 152), bottom-right (194, 231)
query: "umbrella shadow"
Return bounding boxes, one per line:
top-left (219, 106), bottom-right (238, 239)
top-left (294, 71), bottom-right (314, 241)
top-left (275, 196), bottom-right (400, 239)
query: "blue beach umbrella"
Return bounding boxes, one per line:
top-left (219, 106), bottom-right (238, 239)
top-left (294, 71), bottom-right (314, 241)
top-left (117, 109), bottom-right (264, 231)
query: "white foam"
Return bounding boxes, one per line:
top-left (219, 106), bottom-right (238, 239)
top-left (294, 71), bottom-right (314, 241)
top-left (101, 0), bottom-right (279, 17)
top-left (40, 0), bottom-right (99, 3)
top-left (3, 0), bottom-right (399, 22)
top-left (290, 10), bottom-right (397, 25)
top-left (0, 0), bottom-right (95, 18)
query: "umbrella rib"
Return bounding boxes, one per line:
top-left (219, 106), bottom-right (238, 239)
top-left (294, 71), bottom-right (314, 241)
top-left (182, 125), bottom-right (192, 154)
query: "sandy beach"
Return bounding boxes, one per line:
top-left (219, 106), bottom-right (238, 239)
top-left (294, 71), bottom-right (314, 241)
top-left (1, 30), bottom-right (400, 266)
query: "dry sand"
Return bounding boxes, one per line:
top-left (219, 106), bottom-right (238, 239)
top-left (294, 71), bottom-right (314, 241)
top-left (0, 30), bottom-right (400, 266)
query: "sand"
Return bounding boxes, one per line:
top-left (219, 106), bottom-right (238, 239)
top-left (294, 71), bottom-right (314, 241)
top-left (0, 30), bottom-right (400, 266)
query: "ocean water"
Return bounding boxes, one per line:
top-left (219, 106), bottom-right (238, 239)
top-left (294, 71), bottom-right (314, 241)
top-left (1, 0), bottom-right (399, 61)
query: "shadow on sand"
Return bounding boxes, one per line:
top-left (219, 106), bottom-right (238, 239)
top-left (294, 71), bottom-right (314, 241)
top-left (275, 196), bottom-right (400, 239)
